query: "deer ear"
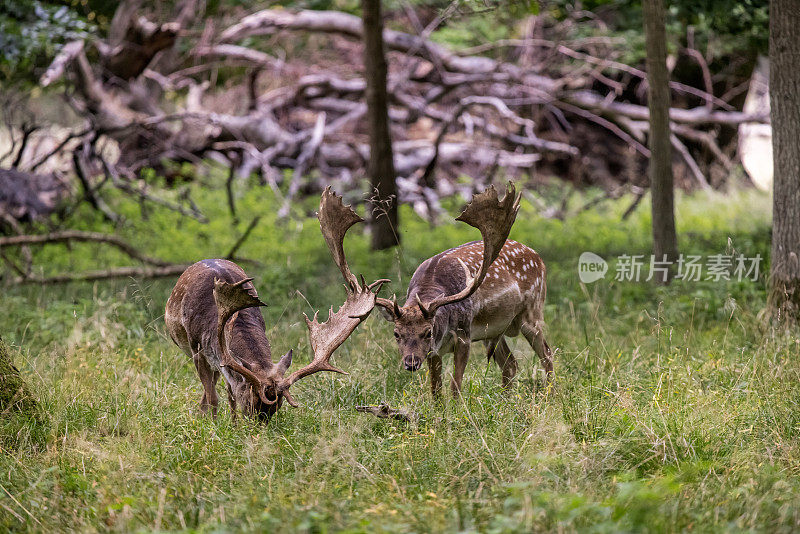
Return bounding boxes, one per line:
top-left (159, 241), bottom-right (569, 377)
top-left (378, 306), bottom-right (396, 322)
top-left (275, 349), bottom-right (293, 375)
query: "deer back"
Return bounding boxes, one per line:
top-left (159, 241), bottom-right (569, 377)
top-left (165, 259), bottom-right (271, 369)
top-left (407, 246), bottom-right (476, 315)
top-left (407, 240), bottom-right (546, 323)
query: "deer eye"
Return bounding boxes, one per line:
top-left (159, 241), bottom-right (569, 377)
top-left (423, 330), bottom-right (432, 340)
top-left (393, 331), bottom-right (400, 339)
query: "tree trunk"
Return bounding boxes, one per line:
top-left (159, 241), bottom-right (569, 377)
top-left (643, 0), bottom-right (678, 282)
top-left (362, 0), bottom-right (399, 250)
top-left (767, 0), bottom-right (800, 323)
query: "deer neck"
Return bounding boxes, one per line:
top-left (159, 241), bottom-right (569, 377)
top-left (219, 310), bottom-right (274, 377)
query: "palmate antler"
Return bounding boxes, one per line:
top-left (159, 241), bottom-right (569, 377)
top-left (213, 277), bottom-right (284, 406)
top-left (316, 187), bottom-right (363, 290)
top-left (416, 182), bottom-right (520, 317)
top-left (280, 188), bottom-right (388, 404)
top-left (212, 189), bottom-right (388, 412)
top-left (284, 278), bottom-right (384, 386)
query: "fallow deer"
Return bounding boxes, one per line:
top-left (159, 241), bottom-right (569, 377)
top-left (165, 188), bottom-right (388, 420)
top-left (376, 182), bottom-right (553, 397)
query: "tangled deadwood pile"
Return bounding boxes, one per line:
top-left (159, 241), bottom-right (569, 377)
top-left (0, 169), bottom-right (69, 225)
top-left (11, 0), bottom-right (768, 223)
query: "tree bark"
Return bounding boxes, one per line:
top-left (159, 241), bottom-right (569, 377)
top-left (362, 0), bottom-right (399, 250)
top-left (643, 0), bottom-right (678, 282)
top-left (767, 0), bottom-right (800, 323)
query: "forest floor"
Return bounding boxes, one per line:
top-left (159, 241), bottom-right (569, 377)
top-left (1, 177), bottom-right (798, 533)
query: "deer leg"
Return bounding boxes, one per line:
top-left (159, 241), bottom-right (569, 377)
top-left (428, 352), bottom-right (443, 399)
top-left (488, 337), bottom-right (517, 389)
top-left (193, 351), bottom-right (219, 416)
top-left (521, 320), bottom-right (554, 384)
top-left (450, 337), bottom-right (470, 398)
top-left (226, 382), bottom-right (237, 423)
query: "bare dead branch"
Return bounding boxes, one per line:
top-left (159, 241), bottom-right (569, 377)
top-left (0, 230), bottom-right (176, 267)
top-left (567, 90), bottom-right (768, 126)
top-left (670, 134), bottom-right (711, 190)
top-left (73, 150), bottom-right (121, 223)
top-left (226, 216), bottom-right (262, 259)
top-left (279, 113), bottom-right (326, 218)
top-left (12, 264), bottom-right (189, 285)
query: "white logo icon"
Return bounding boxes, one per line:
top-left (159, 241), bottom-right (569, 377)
top-left (578, 252), bottom-right (608, 283)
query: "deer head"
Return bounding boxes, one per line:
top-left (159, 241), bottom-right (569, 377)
top-left (376, 182), bottom-right (520, 371)
top-left (214, 188), bottom-right (388, 417)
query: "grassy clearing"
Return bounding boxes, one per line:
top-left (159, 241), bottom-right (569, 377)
top-left (1, 179), bottom-right (798, 533)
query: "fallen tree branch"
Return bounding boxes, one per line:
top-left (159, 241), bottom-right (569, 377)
top-left (29, 127), bottom-right (91, 172)
top-left (671, 134), bottom-right (711, 190)
top-left (12, 264), bottom-right (189, 285)
top-left (0, 231), bottom-right (175, 267)
top-left (0, 230), bottom-right (189, 284)
top-left (567, 90), bottom-right (769, 126)
top-left (672, 124), bottom-right (733, 171)
top-left (194, 44), bottom-right (284, 69)
top-left (621, 187), bottom-right (647, 220)
top-left (29, 2), bottom-right (769, 223)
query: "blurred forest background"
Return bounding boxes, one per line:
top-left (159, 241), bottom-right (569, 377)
top-left (0, 0), bottom-right (772, 243)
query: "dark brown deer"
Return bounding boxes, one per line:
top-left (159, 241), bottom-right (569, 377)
top-left (376, 183), bottom-right (553, 397)
top-left (165, 188), bottom-right (388, 420)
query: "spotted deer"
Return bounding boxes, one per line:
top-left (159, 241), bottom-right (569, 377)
top-left (376, 182), bottom-right (553, 397)
top-left (165, 188), bottom-right (388, 421)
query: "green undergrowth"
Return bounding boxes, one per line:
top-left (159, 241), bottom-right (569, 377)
top-left (1, 176), bottom-right (798, 533)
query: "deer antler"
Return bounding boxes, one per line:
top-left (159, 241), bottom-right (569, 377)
top-left (284, 282), bottom-right (378, 387)
top-left (376, 293), bottom-right (402, 318)
top-left (318, 187), bottom-right (362, 290)
top-left (419, 182), bottom-right (520, 316)
top-left (213, 277), bottom-right (277, 405)
top-left (277, 187), bottom-right (389, 399)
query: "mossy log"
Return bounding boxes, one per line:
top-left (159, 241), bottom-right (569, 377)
top-left (0, 336), bottom-right (37, 416)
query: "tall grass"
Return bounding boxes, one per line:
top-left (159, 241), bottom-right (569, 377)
top-left (2, 179), bottom-right (798, 532)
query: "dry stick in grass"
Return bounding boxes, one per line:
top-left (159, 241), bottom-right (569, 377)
top-left (355, 403), bottom-right (414, 422)
top-left (225, 155), bottom-right (238, 222)
top-left (0, 251), bottom-right (28, 278)
top-left (0, 483), bottom-right (41, 526)
top-left (0, 213), bottom-right (32, 275)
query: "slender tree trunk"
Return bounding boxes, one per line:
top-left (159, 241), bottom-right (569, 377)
top-left (362, 0), bottom-right (399, 250)
top-left (767, 0), bottom-right (800, 323)
top-left (643, 0), bottom-right (678, 282)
